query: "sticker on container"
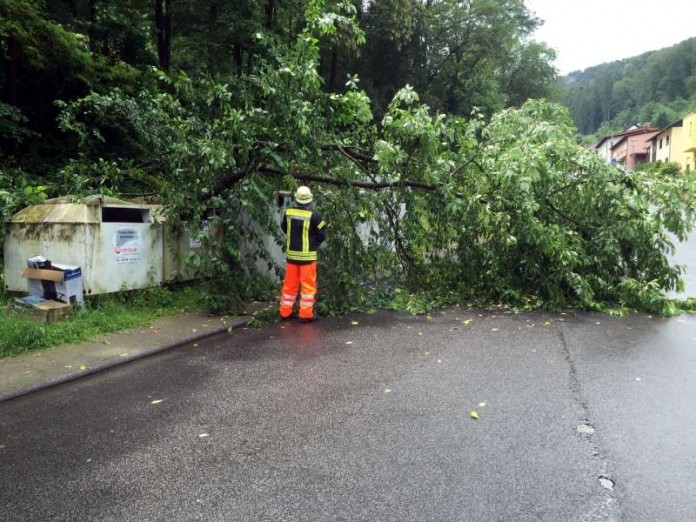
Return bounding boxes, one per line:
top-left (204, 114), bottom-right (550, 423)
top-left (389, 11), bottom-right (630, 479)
top-left (113, 228), bottom-right (140, 264)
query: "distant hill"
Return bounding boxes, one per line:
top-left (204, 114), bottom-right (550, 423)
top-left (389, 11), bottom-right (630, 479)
top-left (557, 37), bottom-right (696, 138)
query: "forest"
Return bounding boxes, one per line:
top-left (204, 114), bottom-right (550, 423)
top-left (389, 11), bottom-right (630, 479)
top-left (2, 0), bottom-right (695, 316)
top-left (558, 37), bottom-right (696, 139)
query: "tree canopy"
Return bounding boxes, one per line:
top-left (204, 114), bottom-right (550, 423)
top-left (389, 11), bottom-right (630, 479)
top-left (2, 0), bottom-right (695, 315)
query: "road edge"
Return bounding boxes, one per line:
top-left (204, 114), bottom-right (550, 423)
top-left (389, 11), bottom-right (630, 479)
top-left (0, 316), bottom-right (251, 405)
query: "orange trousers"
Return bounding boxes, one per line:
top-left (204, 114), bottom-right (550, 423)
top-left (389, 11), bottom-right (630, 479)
top-left (279, 261), bottom-right (317, 319)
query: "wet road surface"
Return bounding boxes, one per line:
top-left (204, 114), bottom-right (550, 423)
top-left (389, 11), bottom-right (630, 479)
top-left (1, 309), bottom-right (695, 521)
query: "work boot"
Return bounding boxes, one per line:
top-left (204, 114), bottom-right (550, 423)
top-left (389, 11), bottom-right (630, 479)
top-left (299, 317), bottom-right (317, 324)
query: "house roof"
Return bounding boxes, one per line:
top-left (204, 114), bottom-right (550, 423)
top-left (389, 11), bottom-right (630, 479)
top-left (593, 125), bottom-right (659, 149)
top-left (609, 129), bottom-right (661, 151)
top-left (646, 120), bottom-right (684, 144)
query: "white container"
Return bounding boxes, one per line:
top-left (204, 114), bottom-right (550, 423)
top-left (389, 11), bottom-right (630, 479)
top-left (4, 195), bottom-right (164, 295)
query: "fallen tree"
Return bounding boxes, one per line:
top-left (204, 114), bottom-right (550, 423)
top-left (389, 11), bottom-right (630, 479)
top-left (50, 4), bottom-right (696, 316)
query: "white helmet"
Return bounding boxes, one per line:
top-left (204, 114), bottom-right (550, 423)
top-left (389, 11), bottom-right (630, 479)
top-left (295, 186), bottom-right (313, 204)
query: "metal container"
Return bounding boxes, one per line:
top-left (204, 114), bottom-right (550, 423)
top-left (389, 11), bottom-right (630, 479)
top-left (4, 195), bottom-right (164, 295)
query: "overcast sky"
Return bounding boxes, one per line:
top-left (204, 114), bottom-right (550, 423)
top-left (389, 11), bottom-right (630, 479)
top-left (525, 0), bottom-right (696, 75)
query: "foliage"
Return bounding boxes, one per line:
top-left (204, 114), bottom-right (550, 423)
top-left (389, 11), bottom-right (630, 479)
top-left (353, 0), bottom-right (555, 117)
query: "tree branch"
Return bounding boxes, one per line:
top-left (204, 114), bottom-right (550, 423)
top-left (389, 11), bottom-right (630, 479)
top-left (256, 164), bottom-right (438, 191)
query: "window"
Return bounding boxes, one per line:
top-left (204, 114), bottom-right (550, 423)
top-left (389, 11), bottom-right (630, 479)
top-left (666, 135), bottom-right (670, 145)
top-left (659, 138), bottom-right (663, 149)
top-left (101, 207), bottom-right (150, 223)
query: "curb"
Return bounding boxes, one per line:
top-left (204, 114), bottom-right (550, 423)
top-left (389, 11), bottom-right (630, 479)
top-left (0, 316), bottom-right (251, 405)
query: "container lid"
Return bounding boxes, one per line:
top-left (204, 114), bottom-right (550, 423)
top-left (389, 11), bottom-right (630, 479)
top-left (10, 195), bottom-right (157, 223)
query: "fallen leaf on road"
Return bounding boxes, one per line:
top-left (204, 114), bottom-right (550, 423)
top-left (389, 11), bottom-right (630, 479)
top-left (0, 444), bottom-right (6, 453)
top-left (577, 424), bottom-right (595, 434)
top-left (346, 341), bottom-right (353, 345)
top-left (384, 388), bottom-right (392, 394)
top-left (119, 353), bottom-right (128, 357)
top-left (193, 343), bottom-right (199, 347)
top-left (544, 321), bottom-right (552, 326)
top-left (478, 402), bottom-right (486, 408)
top-left (351, 321), bottom-right (359, 325)
top-left (470, 410), bottom-right (479, 420)
top-left (102, 340), bottom-right (111, 345)
top-left (463, 319), bottom-right (472, 325)
top-left (151, 399), bottom-right (164, 404)
top-left (491, 328), bottom-right (499, 332)
top-left (192, 329), bottom-right (197, 332)
top-left (424, 351), bottom-right (431, 356)
top-left (198, 433), bottom-right (209, 438)
top-left (86, 458), bottom-right (92, 463)
top-left (78, 365), bottom-right (88, 370)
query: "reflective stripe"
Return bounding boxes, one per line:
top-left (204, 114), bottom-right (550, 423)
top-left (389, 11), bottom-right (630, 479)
top-left (286, 250), bottom-right (317, 261)
top-left (280, 293), bottom-right (296, 307)
top-left (302, 219), bottom-right (309, 252)
top-left (318, 221), bottom-right (326, 230)
top-left (300, 294), bottom-right (314, 300)
top-left (286, 209), bottom-right (312, 218)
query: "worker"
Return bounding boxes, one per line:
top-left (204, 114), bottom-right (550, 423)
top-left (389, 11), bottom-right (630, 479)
top-left (279, 186), bottom-right (326, 323)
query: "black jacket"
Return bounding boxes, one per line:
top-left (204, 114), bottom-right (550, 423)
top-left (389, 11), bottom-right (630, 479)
top-left (281, 203), bottom-right (326, 264)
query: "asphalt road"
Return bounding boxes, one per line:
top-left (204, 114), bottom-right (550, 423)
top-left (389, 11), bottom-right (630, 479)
top-left (1, 308), bottom-right (695, 521)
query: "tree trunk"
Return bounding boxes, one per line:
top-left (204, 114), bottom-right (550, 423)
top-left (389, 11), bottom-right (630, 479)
top-left (154, 0), bottom-right (172, 73)
top-left (208, 1), bottom-right (218, 66)
top-left (87, 0), bottom-right (97, 22)
top-left (328, 48), bottom-right (339, 93)
top-left (265, 0), bottom-right (275, 30)
top-left (233, 42), bottom-right (243, 70)
top-left (5, 35), bottom-right (20, 106)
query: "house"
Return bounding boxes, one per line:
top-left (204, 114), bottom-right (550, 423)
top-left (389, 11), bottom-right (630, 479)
top-left (673, 112), bottom-right (696, 172)
top-left (593, 125), bottom-right (639, 162)
top-left (646, 119), bottom-right (683, 164)
top-left (593, 125), bottom-right (658, 167)
top-left (611, 129), bottom-right (660, 171)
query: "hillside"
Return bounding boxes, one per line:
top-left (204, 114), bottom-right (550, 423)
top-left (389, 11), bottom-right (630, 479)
top-left (557, 37), bottom-right (696, 138)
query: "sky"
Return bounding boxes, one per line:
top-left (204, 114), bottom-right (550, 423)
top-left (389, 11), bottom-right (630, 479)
top-left (525, 0), bottom-right (696, 75)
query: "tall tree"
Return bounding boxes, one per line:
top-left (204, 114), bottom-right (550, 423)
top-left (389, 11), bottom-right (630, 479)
top-left (154, 0), bottom-right (172, 72)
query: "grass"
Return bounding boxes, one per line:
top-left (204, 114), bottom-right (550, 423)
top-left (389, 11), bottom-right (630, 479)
top-left (0, 285), bottom-right (203, 358)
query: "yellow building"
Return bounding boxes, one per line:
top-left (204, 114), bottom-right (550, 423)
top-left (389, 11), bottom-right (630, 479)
top-left (677, 112), bottom-right (696, 172)
top-left (647, 112), bottom-right (696, 172)
top-left (647, 121), bottom-right (681, 163)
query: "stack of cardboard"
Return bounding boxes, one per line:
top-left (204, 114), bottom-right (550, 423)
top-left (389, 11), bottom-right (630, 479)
top-left (14, 256), bottom-right (84, 323)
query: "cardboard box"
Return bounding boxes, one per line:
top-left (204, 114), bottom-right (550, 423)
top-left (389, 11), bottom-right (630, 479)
top-left (26, 255), bottom-right (49, 296)
top-left (21, 264), bottom-right (84, 305)
top-left (14, 296), bottom-right (73, 323)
